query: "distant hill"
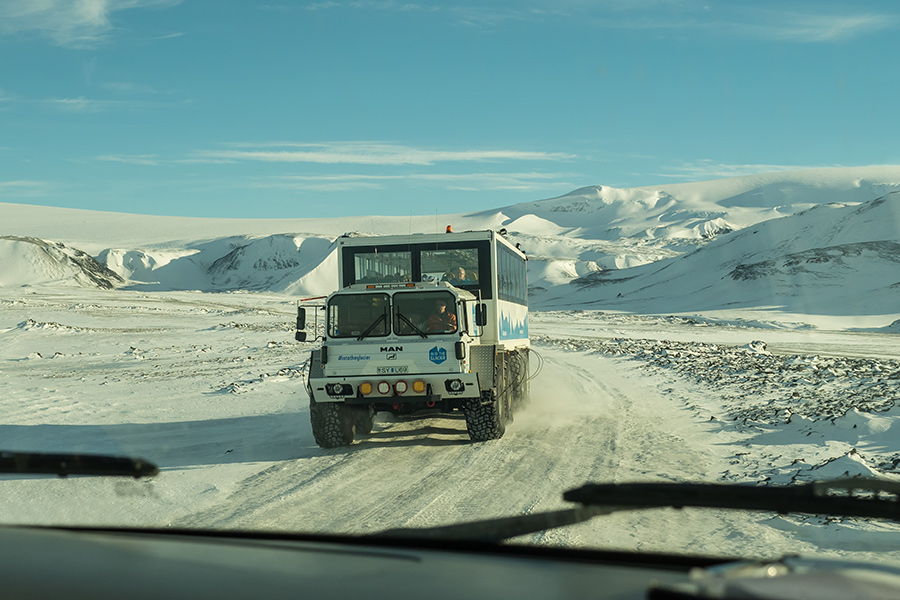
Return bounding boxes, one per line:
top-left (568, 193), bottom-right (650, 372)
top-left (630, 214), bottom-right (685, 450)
top-left (2, 166), bottom-right (900, 327)
top-left (0, 236), bottom-right (123, 289)
top-left (536, 191), bottom-right (900, 326)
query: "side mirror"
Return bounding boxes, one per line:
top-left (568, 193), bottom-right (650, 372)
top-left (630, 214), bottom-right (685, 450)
top-left (475, 304), bottom-right (487, 327)
top-left (295, 307), bottom-right (307, 341)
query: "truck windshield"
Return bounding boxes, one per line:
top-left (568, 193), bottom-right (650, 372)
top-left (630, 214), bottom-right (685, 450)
top-left (393, 291), bottom-right (458, 336)
top-left (327, 293), bottom-right (390, 338)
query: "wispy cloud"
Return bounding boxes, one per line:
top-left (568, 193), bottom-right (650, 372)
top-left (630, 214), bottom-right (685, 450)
top-left (0, 0), bottom-right (182, 48)
top-left (44, 95), bottom-right (181, 112)
top-left (95, 154), bottom-right (161, 166)
top-left (193, 142), bottom-right (574, 166)
top-left (101, 81), bottom-right (171, 95)
top-left (658, 160), bottom-right (826, 180)
top-left (716, 10), bottom-right (897, 43)
top-left (248, 171), bottom-right (575, 192)
top-left (45, 97), bottom-right (137, 112)
top-left (300, 0), bottom-right (898, 43)
top-left (0, 180), bottom-right (54, 197)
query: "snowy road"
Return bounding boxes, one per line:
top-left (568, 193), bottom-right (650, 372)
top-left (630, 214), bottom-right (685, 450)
top-left (1, 288), bottom-right (899, 562)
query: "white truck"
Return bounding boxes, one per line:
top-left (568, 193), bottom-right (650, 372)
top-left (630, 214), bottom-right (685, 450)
top-left (296, 229), bottom-right (530, 447)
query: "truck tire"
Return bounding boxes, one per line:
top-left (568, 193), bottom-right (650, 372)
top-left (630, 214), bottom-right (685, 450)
top-left (465, 390), bottom-right (506, 442)
top-left (355, 405), bottom-right (375, 435)
top-left (310, 398), bottom-right (357, 448)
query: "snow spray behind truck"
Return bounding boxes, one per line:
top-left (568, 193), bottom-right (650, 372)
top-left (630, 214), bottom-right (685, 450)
top-left (296, 229), bottom-right (530, 447)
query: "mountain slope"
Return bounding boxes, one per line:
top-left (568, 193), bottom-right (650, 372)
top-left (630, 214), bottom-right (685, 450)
top-left (536, 192), bottom-right (900, 326)
top-left (0, 236), bottom-right (124, 289)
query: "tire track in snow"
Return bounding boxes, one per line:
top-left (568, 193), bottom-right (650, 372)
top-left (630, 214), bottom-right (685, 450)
top-left (174, 348), bottom-right (629, 535)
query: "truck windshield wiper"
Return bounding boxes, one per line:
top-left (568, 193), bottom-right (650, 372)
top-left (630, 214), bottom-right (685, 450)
top-left (395, 311), bottom-right (428, 338)
top-left (357, 312), bottom-right (387, 340)
top-left (0, 451), bottom-right (159, 478)
top-left (376, 478), bottom-right (900, 543)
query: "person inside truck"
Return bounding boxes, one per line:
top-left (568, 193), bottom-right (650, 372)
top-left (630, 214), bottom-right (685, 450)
top-left (426, 299), bottom-right (457, 333)
top-left (442, 266), bottom-right (469, 286)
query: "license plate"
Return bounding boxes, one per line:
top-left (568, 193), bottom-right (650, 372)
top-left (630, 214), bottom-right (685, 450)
top-left (377, 366), bottom-right (408, 374)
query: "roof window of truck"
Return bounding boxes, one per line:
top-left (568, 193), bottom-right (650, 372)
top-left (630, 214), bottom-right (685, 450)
top-left (327, 293), bottom-right (390, 339)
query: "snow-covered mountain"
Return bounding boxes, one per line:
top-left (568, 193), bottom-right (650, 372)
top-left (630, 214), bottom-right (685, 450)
top-left (537, 191), bottom-right (900, 327)
top-left (0, 236), bottom-right (123, 289)
top-left (3, 166), bottom-right (900, 327)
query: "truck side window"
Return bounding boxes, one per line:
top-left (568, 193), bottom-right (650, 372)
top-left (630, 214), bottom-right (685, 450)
top-left (354, 251), bottom-right (412, 283)
top-left (421, 248), bottom-right (479, 286)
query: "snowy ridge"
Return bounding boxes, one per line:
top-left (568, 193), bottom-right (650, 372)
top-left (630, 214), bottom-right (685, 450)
top-left (2, 167), bottom-right (900, 326)
top-left (540, 191), bottom-right (900, 327)
top-left (0, 236), bottom-right (123, 289)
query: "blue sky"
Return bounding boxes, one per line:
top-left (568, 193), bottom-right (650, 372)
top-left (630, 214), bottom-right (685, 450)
top-left (2, 0), bottom-right (899, 218)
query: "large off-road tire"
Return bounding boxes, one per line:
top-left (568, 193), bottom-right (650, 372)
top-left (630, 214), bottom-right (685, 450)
top-left (310, 397), bottom-right (357, 448)
top-left (354, 405), bottom-right (375, 435)
top-left (464, 390), bottom-right (506, 442)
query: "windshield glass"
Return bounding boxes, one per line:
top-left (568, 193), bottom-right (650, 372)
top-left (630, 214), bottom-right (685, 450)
top-left (393, 291), bottom-right (458, 335)
top-left (354, 251), bottom-right (412, 284)
top-left (327, 293), bottom-right (390, 338)
top-left (422, 249), bottom-right (480, 287)
top-left (3, 0), bottom-right (900, 576)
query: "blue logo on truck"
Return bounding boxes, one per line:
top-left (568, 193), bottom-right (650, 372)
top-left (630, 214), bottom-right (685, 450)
top-left (429, 346), bottom-right (447, 365)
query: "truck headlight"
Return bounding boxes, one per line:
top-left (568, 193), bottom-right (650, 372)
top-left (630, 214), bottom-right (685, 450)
top-left (325, 383), bottom-right (351, 396)
top-left (444, 379), bottom-right (464, 392)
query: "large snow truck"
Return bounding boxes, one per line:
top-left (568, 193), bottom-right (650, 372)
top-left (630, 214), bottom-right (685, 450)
top-left (296, 229), bottom-right (530, 447)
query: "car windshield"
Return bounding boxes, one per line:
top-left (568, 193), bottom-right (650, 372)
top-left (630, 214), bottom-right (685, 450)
top-left (3, 0), bottom-right (900, 575)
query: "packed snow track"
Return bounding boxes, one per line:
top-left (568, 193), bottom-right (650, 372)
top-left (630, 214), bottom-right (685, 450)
top-left (1, 289), bottom-right (899, 562)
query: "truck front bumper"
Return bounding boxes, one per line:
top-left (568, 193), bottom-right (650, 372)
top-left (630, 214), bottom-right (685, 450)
top-left (309, 372), bottom-right (481, 404)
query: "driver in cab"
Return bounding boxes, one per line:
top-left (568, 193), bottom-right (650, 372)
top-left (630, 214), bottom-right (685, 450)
top-left (426, 299), bottom-right (457, 333)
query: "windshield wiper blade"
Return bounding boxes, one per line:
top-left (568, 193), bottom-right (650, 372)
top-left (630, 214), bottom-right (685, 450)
top-left (563, 478), bottom-right (900, 522)
top-left (375, 478), bottom-right (900, 543)
top-left (0, 451), bottom-right (159, 478)
top-left (395, 311), bottom-right (428, 338)
top-left (357, 312), bottom-right (387, 341)
top-left (378, 505), bottom-right (612, 542)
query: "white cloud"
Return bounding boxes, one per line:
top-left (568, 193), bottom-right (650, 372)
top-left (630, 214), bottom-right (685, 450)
top-left (720, 10), bottom-right (897, 43)
top-left (0, 180), bottom-right (54, 197)
top-left (194, 142), bottom-right (574, 166)
top-left (95, 154), bottom-right (161, 165)
top-left (658, 160), bottom-right (826, 180)
top-left (101, 82), bottom-right (166, 94)
top-left (299, 1), bottom-right (898, 43)
top-left (249, 171), bottom-right (575, 192)
top-left (44, 95), bottom-right (173, 112)
top-left (0, 0), bottom-right (182, 47)
top-left (46, 97), bottom-right (129, 112)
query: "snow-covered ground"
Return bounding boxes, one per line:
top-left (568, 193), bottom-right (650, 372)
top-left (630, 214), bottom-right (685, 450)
top-left (1, 167), bottom-right (900, 562)
top-left (1, 287), bottom-right (898, 563)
